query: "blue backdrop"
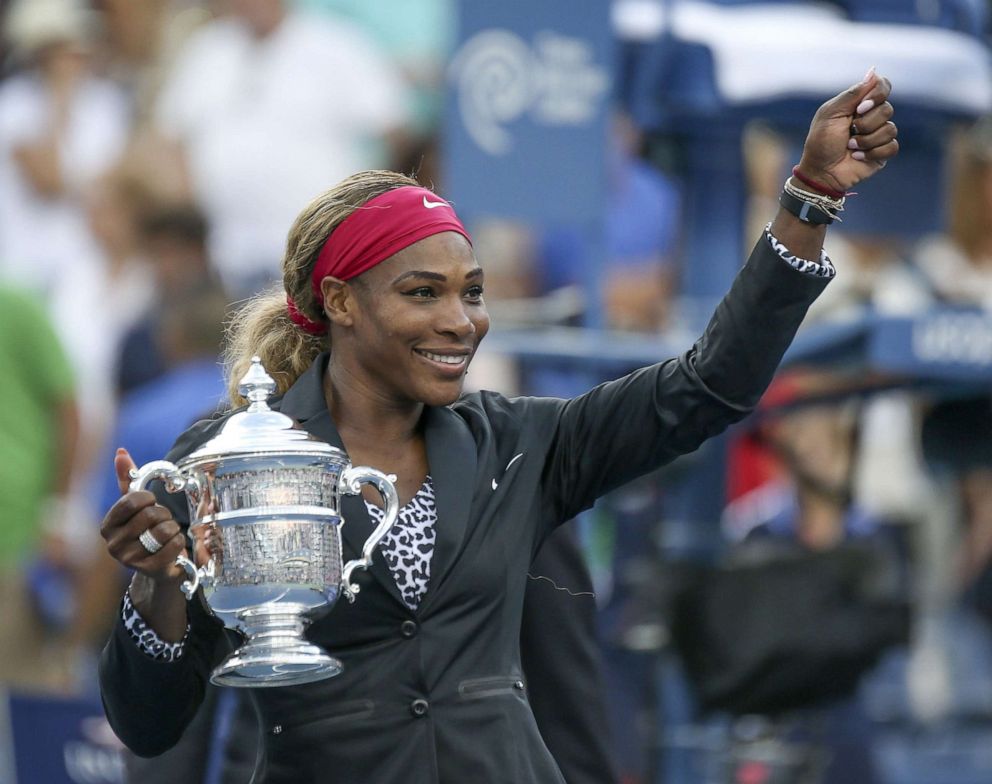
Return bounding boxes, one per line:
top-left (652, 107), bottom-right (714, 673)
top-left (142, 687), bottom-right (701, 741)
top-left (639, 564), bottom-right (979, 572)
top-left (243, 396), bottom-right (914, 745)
top-left (444, 0), bottom-right (613, 225)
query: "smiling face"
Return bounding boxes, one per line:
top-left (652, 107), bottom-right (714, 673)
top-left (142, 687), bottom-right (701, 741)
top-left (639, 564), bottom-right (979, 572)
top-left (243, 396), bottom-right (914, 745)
top-left (323, 231), bottom-right (490, 407)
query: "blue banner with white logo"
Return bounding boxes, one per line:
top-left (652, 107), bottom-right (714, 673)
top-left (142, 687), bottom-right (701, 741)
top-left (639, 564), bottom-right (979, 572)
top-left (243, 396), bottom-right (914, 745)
top-left (4, 692), bottom-right (125, 784)
top-left (445, 0), bottom-right (613, 224)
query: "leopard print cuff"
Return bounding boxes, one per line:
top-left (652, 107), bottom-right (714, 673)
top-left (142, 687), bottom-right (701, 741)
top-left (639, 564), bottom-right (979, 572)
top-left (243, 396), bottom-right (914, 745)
top-left (121, 591), bottom-right (189, 662)
top-left (764, 223), bottom-right (836, 278)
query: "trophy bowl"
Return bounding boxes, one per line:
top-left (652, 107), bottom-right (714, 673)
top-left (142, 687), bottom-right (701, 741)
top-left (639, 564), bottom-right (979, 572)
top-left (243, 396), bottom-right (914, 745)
top-left (129, 357), bottom-right (399, 688)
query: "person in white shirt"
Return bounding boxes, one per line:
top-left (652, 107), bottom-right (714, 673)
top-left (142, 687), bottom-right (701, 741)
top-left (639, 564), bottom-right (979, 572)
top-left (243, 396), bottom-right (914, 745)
top-left (153, 0), bottom-right (412, 297)
top-left (0, 0), bottom-right (130, 295)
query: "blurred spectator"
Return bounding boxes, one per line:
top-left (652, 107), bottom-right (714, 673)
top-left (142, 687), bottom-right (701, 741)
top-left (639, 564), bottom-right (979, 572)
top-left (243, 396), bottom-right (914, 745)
top-left (786, 182), bottom-right (936, 560)
top-left (97, 0), bottom-right (210, 123)
top-left (152, 0), bottom-right (412, 297)
top-left (15, 160), bottom-right (159, 690)
top-left (299, 0), bottom-right (454, 135)
top-left (726, 400), bottom-right (879, 551)
top-left (0, 283), bottom-right (80, 692)
top-left (805, 233), bottom-right (929, 324)
top-left (97, 281), bottom-right (229, 521)
top-left (834, 118), bottom-right (992, 728)
top-left (910, 118), bottom-right (992, 658)
top-left (908, 395), bottom-right (992, 728)
top-left (51, 162), bottom-right (156, 491)
top-left (721, 394), bottom-right (906, 784)
top-left (537, 112), bottom-right (681, 331)
top-left (115, 202), bottom-right (215, 395)
top-left (477, 112), bottom-right (680, 340)
top-left (922, 399), bottom-right (992, 609)
top-left (298, 0), bottom-right (457, 185)
top-left (913, 116), bottom-right (992, 307)
top-left (0, 0), bottom-right (130, 295)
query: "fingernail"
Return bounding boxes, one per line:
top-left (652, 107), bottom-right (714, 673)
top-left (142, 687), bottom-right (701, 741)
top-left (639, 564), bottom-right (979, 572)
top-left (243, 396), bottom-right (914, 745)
top-left (857, 98), bottom-right (875, 115)
top-left (852, 151), bottom-right (866, 161)
top-left (116, 447), bottom-right (127, 454)
top-left (862, 65), bottom-right (876, 83)
top-left (847, 138), bottom-right (859, 150)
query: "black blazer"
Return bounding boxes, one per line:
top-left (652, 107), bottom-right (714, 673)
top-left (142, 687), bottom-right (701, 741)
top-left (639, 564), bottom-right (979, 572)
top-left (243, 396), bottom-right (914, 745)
top-left (122, 527), bottom-right (619, 784)
top-left (523, 525), bottom-right (618, 784)
top-left (100, 236), bottom-right (829, 783)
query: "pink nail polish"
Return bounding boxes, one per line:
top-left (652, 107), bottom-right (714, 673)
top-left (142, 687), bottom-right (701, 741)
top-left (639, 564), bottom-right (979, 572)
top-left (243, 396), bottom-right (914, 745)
top-left (857, 99), bottom-right (875, 115)
top-left (852, 151), bottom-right (866, 161)
top-left (863, 66), bottom-right (876, 83)
top-left (848, 138), bottom-right (859, 150)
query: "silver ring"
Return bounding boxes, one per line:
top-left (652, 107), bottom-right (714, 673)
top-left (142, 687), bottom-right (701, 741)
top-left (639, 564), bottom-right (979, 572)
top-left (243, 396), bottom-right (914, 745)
top-left (139, 529), bottom-right (163, 555)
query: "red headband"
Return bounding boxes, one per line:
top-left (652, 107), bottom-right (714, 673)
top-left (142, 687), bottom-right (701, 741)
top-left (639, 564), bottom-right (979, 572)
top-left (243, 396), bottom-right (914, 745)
top-left (286, 186), bottom-right (472, 335)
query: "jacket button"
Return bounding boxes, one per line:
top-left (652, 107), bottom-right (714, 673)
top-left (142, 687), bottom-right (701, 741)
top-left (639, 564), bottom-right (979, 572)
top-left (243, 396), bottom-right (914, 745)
top-left (400, 620), bottom-right (418, 638)
top-left (410, 698), bottom-right (429, 718)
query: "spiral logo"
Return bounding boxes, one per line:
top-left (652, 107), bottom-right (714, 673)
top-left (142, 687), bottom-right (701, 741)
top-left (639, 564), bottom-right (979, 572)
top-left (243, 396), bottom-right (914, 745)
top-left (449, 30), bottom-right (537, 155)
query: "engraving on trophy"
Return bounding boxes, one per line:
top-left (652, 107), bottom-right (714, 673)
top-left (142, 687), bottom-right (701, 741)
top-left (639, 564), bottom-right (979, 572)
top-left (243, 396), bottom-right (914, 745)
top-left (213, 519), bottom-right (343, 587)
top-left (215, 467), bottom-right (339, 510)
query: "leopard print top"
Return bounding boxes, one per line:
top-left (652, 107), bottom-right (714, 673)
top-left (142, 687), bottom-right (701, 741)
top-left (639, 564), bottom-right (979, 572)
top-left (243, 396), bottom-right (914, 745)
top-left (367, 476), bottom-right (436, 610)
top-left (124, 477), bottom-right (438, 660)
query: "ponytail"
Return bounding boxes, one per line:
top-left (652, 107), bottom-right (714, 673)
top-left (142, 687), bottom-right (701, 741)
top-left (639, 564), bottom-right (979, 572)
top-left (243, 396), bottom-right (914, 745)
top-left (224, 288), bottom-right (325, 406)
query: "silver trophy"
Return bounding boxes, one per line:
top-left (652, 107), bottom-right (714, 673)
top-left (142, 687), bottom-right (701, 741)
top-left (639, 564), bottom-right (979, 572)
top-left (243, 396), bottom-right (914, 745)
top-left (129, 357), bottom-right (399, 688)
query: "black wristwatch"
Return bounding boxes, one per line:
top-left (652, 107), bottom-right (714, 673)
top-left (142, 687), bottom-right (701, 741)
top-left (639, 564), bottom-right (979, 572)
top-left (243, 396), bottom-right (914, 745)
top-left (779, 189), bottom-right (836, 225)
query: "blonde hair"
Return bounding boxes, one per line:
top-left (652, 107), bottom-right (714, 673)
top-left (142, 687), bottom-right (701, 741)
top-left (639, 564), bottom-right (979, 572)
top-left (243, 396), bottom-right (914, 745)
top-left (224, 170), bottom-right (421, 405)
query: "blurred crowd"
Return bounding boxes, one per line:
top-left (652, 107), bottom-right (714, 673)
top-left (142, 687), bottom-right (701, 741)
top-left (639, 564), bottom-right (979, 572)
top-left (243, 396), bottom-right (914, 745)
top-left (0, 0), bottom-right (447, 691)
top-left (1, 1), bottom-right (992, 783)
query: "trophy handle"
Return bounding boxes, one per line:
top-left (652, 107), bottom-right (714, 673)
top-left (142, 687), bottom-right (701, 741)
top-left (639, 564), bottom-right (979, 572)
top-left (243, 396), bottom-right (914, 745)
top-left (129, 461), bottom-right (211, 601)
top-left (175, 554), bottom-right (217, 601)
top-left (338, 466), bottom-right (400, 602)
top-left (128, 460), bottom-right (189, 494)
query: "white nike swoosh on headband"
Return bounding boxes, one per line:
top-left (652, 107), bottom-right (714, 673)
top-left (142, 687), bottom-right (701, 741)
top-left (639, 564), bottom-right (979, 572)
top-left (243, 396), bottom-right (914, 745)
top-left (423, 196), bottom-right (447, 209)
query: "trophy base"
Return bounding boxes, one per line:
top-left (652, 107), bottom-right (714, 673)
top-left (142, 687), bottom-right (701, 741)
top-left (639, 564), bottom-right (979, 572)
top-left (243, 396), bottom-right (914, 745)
top-left (210, 642), bottom-right (342, 688)
top-left (210, 604), bottom-right (343, 688)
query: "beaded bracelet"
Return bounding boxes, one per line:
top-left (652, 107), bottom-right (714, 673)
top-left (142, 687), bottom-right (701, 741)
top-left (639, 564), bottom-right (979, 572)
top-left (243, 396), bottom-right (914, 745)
top-left (780, 179), bottom-right (845, 225)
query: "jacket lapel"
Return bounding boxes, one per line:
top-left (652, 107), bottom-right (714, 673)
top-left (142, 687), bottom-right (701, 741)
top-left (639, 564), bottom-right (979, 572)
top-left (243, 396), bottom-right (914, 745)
top-left (419, 404), bottom-right (478, 612)
top-left (278, 355), bottom-right (406, 608)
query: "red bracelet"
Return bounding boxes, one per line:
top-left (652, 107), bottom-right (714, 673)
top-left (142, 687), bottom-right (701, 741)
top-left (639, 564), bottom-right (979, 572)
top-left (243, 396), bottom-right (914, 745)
top-left (791, 166), bottom-right (847, 200)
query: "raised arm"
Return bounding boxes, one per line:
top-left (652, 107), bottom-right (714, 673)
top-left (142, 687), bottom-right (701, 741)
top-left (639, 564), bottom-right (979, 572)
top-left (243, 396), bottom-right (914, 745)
top-left (774, 69), bottom-right (896, 258)
top-left (541, 73), bottom-right (897, 524)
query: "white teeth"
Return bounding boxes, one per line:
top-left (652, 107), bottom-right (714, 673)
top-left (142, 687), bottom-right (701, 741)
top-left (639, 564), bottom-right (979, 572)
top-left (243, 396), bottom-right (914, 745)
top-left (419, 351), bottom-right (466, 365)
